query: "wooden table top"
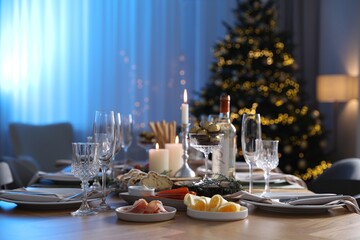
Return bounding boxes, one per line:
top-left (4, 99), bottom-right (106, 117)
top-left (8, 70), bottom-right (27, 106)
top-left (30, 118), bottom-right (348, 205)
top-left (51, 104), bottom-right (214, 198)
top-left (1, 189), bottom-right (359, 240)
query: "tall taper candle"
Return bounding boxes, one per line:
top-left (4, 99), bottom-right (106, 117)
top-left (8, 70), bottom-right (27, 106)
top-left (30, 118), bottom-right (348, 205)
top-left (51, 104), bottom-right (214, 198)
top-left (181, 89), bottom-right (189, 124)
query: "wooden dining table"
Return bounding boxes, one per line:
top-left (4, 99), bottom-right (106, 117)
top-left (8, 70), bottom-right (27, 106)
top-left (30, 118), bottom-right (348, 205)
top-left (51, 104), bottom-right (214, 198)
top-left (1, 184), bottom-right (359, 240)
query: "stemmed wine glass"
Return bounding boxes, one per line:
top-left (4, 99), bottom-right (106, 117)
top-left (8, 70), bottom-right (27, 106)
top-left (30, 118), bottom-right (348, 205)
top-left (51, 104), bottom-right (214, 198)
top-left (241, 113), bottom-right (262, 193)
top-left (71, 142), bottom-right (99, 216)
top-left (255, 139), bottom-right (279, 196)
top-left (189, 133), bottom-right (223, 181)
top-left (121, 114), bottom-right (133, 171)
top-left (93, 110), bottom-right (115, 211)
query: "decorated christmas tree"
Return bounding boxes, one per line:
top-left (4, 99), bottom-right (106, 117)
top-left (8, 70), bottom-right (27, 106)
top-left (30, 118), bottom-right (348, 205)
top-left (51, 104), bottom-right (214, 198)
top-left (191, 0), bottom-right (331, 181)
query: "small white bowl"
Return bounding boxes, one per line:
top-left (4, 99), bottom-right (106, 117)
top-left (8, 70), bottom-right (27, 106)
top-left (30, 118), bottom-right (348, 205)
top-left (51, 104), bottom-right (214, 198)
top-left (128, 185), bottom-right (155, 196)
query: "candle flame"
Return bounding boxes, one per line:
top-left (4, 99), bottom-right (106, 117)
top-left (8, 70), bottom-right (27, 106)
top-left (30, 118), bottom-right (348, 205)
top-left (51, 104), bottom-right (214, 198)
top-left (155, 143), bottom-right (159, 150)
top-left (175, 136), bottom-right (179, 144)
top-left (183, 89), bottom-right (188, 103)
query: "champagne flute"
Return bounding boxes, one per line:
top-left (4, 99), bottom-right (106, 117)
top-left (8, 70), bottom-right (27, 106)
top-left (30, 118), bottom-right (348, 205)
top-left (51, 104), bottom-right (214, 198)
top-left (93, 110), bottom-right (115, 211)
top-left (241, 113), bottom-right (261, 193)
top-left (71, 142), bottom-right (99, 216)
top-left (255, 139), bottom-right (279, 196)
top-left (111, 112), bottom-right (122, 178)
top-left (121, 114), bottom-right (133, 171)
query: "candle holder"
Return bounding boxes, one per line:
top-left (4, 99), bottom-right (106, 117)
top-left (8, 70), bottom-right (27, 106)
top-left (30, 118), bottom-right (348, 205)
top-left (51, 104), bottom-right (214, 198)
top-left (174, 123), bottom-right (196, 178)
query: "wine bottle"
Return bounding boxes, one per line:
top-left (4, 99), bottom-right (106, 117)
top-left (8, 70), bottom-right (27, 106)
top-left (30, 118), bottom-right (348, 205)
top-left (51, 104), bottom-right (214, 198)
top-left (212, 94), bottom-right (237, 178)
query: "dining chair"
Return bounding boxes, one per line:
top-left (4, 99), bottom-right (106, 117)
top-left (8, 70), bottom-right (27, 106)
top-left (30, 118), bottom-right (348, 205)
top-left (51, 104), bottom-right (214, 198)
top-left (9, 122), bottom-right (74, 173)
top-left (0, 161), bottom-right (13, 189)
top-left (307, 158), bottom-right (360, 196)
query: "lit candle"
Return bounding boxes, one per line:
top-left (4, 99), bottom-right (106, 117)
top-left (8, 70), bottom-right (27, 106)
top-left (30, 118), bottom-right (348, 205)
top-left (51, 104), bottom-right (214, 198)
top-left (165, 136), bottom-right (183, 177)
top-left (181, 89), bottom-right (189, 124)
top-left (149, 143), bottom-right (169, 174)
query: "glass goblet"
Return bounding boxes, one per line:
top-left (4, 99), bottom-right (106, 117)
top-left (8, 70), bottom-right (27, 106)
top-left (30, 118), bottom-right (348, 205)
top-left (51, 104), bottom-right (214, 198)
top-left (189, 133), bottom-right (223, 181)
top-left (93, 110), bottom-right (115, 211)
top-left (241, 113), bottom-right (262, 193)
top-left (71, 142), bottom-right (99, 216)
top-left (255, 139), bottom-right (279, 196)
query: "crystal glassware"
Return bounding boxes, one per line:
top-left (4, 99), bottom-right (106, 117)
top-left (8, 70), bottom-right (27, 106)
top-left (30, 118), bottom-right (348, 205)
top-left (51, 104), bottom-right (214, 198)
top-left (87, 136), bottom-right (101, 191)
top-left (71, 142), bottom-right (99, 216)
top-left (189, 132), bottom-right (223, 181)
top-left (120, 114), bottom-right (133, 170)
top-left (255, 139), bottom-right (279, 196)
top-left (93, 110), bottom-right (115, 211)
top-left (241, 113), bottom-right (262, 193)
top-left (111, 112), bottom-right (122, 178)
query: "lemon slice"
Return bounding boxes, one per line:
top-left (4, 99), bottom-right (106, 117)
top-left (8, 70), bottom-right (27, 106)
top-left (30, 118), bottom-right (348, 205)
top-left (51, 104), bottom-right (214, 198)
top-left (217, 202), bottom-right (241, 212)
top-left (192, 196), bottom-right (211, 211)
top-left (209, 194), bottom-right (228, 212)
top-left (183, 193), bottom-right (200, 208)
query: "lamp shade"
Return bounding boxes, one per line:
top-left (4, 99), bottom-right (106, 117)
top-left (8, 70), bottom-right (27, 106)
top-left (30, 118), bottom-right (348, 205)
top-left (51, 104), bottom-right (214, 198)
top-left (316, 74), bottom-right (358, 102)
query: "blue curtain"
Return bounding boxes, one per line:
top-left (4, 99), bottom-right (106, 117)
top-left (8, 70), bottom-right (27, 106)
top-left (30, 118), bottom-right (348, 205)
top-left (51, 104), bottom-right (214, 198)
top-left (0, 0), bottom-right (237, 156)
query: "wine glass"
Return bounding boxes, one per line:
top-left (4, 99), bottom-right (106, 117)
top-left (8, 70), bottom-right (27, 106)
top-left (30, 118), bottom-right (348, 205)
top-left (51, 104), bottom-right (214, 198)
top-left (93, 110), bottom-right (115, 211)
top-left (241, 113), bottom-right (262, 193)
top-left (255, 139), bottom-right (279, 196)
top-left (121, 114), bottom-right (133, 170)
top-left (189, 133), bottom-right (223, 181)
top-left (71, 142), bottom-right (99, 216)
top-left (87, 136), bottom-right (101, 191)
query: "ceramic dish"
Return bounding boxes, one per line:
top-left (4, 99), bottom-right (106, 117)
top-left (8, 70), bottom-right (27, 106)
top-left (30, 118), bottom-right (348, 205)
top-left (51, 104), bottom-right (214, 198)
top-left (187, 207), bottom-right (248, 221)
top-left (0, 197), bottom-right (98, 210)
top-left (235, 172), bottom-right (286, 183)
top-left (119, 192), bottom-right (187, 211)
top-left (116, 206), bottom-right (177, 222)
top-left (241, 200), bottom-right (344, 214)
top-left (128, 186), bottom-right (155, 196)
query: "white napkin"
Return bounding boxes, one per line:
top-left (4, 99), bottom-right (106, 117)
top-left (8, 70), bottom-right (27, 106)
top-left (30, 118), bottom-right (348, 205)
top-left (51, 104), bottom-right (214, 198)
top-left (287, 195), bottom-right (360, 214)
top-left (27, 171), bottom-right (80, 186)
top-left (0, 187), bottom-right (82, 202)
top-left (235, 172), bottom-right (307, 188)
top-left (223, 190), bottom-right (272, 203)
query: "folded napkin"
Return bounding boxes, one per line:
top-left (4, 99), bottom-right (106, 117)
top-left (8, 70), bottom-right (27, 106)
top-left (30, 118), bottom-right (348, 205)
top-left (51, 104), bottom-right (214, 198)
top-left (235, 172), bottom-right (307, 188)
top-left (27, 171), bottom-right (80, 186)
top-left (286, 195), bottom-right (360, 214)
top-left (0, 187), bottom-right (101, 202)
top-left (223, 190), bottom-right (272, 204)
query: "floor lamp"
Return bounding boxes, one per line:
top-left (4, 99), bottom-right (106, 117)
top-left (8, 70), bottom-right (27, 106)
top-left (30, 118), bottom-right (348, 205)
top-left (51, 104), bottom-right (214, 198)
top-left (316, 74), bottom-right (358, 158)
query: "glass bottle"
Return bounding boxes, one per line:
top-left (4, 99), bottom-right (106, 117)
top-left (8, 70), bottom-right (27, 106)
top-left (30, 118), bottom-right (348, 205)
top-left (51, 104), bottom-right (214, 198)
top-left (212, 94), bottom-right (237, 178)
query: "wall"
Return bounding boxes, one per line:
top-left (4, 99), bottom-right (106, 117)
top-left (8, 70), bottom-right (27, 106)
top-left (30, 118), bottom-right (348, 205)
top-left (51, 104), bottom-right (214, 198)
top-left (318, 0), bottom-right (360, 160)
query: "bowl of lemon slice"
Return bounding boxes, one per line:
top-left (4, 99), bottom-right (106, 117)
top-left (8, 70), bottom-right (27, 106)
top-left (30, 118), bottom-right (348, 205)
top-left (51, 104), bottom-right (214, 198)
top-left (184, 193), bottom-right (248, 221)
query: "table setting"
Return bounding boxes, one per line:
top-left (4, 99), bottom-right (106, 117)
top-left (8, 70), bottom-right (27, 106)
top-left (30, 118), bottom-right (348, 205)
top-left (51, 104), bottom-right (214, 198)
top-left (1, 90), bottom-right (360, 227)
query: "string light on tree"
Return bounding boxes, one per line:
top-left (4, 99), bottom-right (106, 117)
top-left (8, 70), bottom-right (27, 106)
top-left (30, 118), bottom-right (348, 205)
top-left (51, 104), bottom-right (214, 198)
top-left (191, 0), bottom-right (330, 181)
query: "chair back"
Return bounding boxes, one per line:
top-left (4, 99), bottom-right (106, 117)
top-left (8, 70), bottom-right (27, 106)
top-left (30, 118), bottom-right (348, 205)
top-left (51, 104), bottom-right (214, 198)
top-left (0, 162), bottom-right (13, 188)
top-left (9, 122), bottom-right (74, 172)
top-left (307, 158), bottom-right (360, 196)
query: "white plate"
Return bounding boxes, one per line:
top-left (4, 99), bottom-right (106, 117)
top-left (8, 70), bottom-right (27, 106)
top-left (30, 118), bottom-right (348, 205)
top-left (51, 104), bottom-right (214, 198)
top-left (187, 207), bottom-right (248, 221)
top-left (116, 206), bottom-right (177, 222)
top-left (0, 188), bottom-right (98, 210)
top-left (235, 172), bottom-right (286, 183)
top-left (241, 200), bottom-right (344, 214)
top-left (119, 192), bottom-right (186, 211)
top-left (236, 162), bottom-right (261, 171)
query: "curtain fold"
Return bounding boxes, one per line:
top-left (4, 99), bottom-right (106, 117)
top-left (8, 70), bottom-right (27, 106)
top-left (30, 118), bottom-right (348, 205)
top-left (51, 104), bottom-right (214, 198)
top-left (0, 0), bottom-right (237, 156)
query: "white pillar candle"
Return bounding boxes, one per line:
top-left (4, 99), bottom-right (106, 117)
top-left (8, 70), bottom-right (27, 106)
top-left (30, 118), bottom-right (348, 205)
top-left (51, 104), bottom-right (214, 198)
top-left (181, 89), bottom-right (189, 124)
top-left (149, 143), bottom-right (169, 174)
top-left (165, 136), bottom-right (183, 177)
